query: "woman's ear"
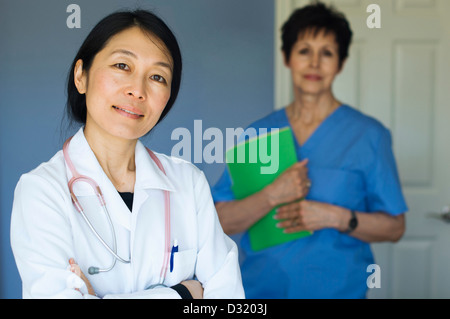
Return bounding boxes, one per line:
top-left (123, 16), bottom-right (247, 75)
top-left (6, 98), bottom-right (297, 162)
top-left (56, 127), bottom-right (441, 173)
top-left (74, 59), bottom-right (87, 94)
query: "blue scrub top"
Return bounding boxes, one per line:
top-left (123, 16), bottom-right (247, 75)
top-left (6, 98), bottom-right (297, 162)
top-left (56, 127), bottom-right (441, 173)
top-left (212, 105), bottom-right (408, 299)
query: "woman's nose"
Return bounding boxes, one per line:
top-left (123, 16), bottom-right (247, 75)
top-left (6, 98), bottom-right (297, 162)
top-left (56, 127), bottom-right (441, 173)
top-left (127, 91), bottom-right (145, 100)
top-left (310, 52), bottom-right (320, 68)
top-left (126, 78), bottom-right (146, 100)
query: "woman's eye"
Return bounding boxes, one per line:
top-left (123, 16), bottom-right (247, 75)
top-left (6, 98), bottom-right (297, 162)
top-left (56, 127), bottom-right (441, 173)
top-left (299, 48), bottom-right (309, 55)
top-left (114, 63), bottom-right (129, 70)
top-left (323, 50), bottom-right (333, 57)
top-left (150, 74), bottom-right (166, 83)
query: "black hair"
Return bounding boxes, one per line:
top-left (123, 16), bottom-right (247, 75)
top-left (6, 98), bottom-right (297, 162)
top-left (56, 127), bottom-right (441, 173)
top-left (281, 1), bottom-right (353, 67)
top-left (66, 9), bottom-right (182, 127)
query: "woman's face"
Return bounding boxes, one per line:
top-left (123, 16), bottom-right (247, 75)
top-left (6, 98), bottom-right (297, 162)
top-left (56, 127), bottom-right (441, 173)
top-left (74, 26), bottom-right (173, 141)
top-left (285, 29), bottom-right (342, 97)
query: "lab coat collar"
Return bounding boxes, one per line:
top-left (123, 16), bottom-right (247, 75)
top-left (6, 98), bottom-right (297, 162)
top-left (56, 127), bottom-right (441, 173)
top-left (66, 127), bottom-right (175, 193)
top-left (64, 128), bottom-right (175, 231)
top-left (134, 140), bottom-right (176, 193)
top-left (64, 127), bottom-right (105, 186)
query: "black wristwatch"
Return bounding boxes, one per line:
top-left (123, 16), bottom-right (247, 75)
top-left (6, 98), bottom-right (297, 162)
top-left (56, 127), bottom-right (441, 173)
top-left (344, 210), bottom-right (358, 233)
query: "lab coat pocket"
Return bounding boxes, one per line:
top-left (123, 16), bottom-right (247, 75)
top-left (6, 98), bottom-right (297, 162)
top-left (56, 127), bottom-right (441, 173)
top-left (164, 249), bottom-right (197, 287)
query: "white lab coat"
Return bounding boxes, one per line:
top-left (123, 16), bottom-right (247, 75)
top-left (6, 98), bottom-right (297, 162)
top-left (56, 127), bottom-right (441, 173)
top-left (10, 128), bottom-right (244, 299)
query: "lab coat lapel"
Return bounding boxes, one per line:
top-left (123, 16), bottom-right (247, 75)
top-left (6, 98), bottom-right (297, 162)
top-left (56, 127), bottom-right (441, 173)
top-left (132, 141), bottom-right (176, 216)
top-left (100, 175), bottom-right (132, 231)
top-left (65, 128), bottom-right (132, 231)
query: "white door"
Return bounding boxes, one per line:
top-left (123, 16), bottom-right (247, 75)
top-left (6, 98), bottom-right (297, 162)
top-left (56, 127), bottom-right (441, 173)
top-left (275, 0), bottom-right (450, 298)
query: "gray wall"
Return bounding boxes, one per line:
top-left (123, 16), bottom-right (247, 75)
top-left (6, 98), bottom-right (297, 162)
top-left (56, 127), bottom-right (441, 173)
top-left (0, 0), bottom-right (274, 298)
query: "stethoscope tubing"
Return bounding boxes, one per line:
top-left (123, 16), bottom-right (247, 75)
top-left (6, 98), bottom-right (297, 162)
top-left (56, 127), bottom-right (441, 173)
top-left (63, 136), bottom-right (171, 281)
top-left (78, 203), bottom-right (130, 264)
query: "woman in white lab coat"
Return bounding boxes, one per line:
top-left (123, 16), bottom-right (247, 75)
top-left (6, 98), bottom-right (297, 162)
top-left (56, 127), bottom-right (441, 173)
top-left (10, 9), bottom-right (244, 299)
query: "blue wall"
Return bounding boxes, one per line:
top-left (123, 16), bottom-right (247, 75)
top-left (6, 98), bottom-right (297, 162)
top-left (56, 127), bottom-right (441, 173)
top-left (0, 0), bottom-right (274, 298)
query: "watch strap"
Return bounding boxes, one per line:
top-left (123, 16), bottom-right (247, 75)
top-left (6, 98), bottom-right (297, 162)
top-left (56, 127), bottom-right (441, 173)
top-left (171, 283), bottom-right (193, 299)
top-left (344, 210), bottom-right (357, 234)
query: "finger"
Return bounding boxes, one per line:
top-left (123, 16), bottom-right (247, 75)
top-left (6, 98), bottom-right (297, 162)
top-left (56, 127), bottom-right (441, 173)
top-left (276, 217), bottom-right (308, 232)
top-left (68, 258), bottom-right (79, 274)
top-left (276, 202), bottom-right (298, 213)
top-left (276, 219), bottom-right (292, 229)
top-left (298, 159), bottom-right (309, 171)
top-left (275, 203), bottom-right (300, 220)
top-left (302, 180), bottom-right (312, 195)
top-left (283, 224), bottom-right (308, 234)
top-left (274, 210), bottom-right (298, 221)
top-left (290, 159), bottom-right (309, 170)
top-left (298, 158), bottom-right (309, 166)
top-left (81, 275), bottom-right (96, 296)
top-left (276, 215), bottom-right (303, 228)
top-left (79, 271), bottom-right (89, 282)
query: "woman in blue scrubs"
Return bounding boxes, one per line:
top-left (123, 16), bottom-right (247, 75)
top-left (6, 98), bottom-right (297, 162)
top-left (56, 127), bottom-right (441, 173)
top-left (212, 2), bottom-right (407, 298)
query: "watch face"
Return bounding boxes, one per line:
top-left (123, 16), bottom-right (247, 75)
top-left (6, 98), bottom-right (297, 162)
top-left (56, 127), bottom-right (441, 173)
top-left (349, 218), bottom-right (358, 229)
top-left (344, 211), bottom-right (358, 233)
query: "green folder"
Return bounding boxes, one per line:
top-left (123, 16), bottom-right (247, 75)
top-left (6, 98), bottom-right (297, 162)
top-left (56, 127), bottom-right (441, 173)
top-left (225, 127), bottom-right (312, 251)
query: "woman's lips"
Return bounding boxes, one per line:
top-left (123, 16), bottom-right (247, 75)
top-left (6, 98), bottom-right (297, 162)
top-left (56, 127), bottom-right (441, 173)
top-left (304, 74), bottom-right (323, 81)
top-left (112, 105), bottom-right (144, 119)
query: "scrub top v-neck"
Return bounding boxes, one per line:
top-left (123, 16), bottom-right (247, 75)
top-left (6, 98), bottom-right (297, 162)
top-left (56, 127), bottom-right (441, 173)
top-left (285, 104), bottom-right (344, 160)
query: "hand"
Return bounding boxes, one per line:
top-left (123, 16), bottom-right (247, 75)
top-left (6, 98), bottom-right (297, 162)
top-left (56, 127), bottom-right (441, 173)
top-left (264, 159), bottom-right (311, 207)
top-left (69, 258), bottom-right (96, 296)
top-left (274, 200), bottom-right (341, 233)
top-left (180, 280), bottom-right (204, 299)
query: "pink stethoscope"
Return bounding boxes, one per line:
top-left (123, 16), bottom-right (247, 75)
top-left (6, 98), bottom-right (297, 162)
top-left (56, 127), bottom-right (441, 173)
top-left (63, 137), bottom-right (171, 284)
